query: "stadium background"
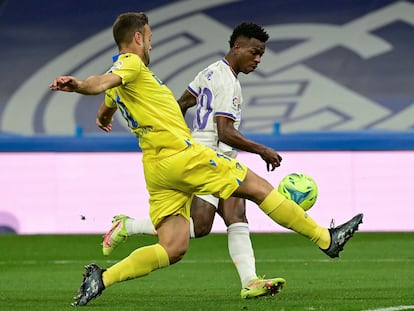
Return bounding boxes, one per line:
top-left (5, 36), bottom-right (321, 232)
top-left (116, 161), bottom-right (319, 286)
top-left (0, 0), bottom-right (413, 234)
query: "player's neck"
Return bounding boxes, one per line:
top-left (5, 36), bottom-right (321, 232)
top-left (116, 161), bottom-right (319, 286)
top-left (119, 42), bottom-right (141, 57)
top-left (223, 56), bottom-right (239, 76)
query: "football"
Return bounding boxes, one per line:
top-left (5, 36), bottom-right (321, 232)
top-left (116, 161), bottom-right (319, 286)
top-left (277, 173), bottom-right (318, 211)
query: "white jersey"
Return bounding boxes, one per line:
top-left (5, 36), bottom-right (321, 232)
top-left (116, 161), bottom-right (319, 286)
top-left (187, 58), bottom-right (242, 158)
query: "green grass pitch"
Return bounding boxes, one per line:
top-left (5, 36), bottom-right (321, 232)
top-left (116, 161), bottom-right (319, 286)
top-left (0, 232), bottom-right (413, 311)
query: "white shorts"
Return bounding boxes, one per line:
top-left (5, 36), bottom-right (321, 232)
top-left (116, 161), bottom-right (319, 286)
top-left (196, 194), bottom-right (219, 209)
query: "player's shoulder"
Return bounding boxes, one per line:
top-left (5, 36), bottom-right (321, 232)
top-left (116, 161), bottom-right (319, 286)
top-left (200, 59), bottom-right (233, 82)
top-left (118, 53), bottom-right (142, 67)
top-left (110, 53), bottom-right (141, 72)
top-left (208, 59), bottom-right (231, 73)
top-left (120, 53), bottom-right (140, 61)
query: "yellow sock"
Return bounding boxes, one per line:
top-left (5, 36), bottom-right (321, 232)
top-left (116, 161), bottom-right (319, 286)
top-left (260, 189), bottom-right (330, 249)
top-left (102, 243), bottom-right (169, 288)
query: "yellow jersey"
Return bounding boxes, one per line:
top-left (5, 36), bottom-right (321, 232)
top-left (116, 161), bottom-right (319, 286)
top-left (104, 53), bottom-right (193, 160)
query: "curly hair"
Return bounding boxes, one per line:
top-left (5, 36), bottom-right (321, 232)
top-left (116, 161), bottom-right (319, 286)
top-left (229, 22), bottom-right (269, 48)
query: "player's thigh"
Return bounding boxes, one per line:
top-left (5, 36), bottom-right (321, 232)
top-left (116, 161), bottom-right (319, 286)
top-left (190, 195), bottom-right (216, 237)
top-left (144, 158), bottom-right (193, 228)
top-left (218, 197), bottom-right (247, 225)
top-left (233, 168), bottom-right (274, 204)
top-left (157, 214), bottom-right (190, 263)
top-left (149, 190), bottom-right (193, 228)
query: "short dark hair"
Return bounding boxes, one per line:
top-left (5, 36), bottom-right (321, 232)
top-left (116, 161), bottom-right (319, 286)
top-left (229, 22), bottom-right (269, 48)
top-left (112, 12), bottom-right (149, 48)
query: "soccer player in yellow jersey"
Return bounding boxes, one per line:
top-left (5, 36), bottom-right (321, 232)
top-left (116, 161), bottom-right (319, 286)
top-left (50, 12), bottom-right (363, 306)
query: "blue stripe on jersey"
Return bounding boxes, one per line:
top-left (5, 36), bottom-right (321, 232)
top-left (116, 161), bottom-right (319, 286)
top-left (221, 58), bottom-right (230, 66)
top-left (221, 58), bottom-right (237, 79)
top-left (187, 86), bottom-right (199, 97)
top-left (215, 111), bottom-right (236, 120)
top-left (112, 53), bottom-right (121, 62)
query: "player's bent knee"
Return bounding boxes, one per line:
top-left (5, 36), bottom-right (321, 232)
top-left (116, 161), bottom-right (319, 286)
top-left (192, 212), bottom-right (214, 237)
top-left (222, 215), bottom-right (247, 227)
top-left (234, 170), bottom-right (274, 204)
top-left (156, 215), bottom-right (190, 264)
top-left (218, 197), bottom-right (247, 226)
top-left (168, 248), bottom-right (187, 264)
top-left (194, 222), bottom-right (213, 237)
top-left (161, 242), bottom-right (188, 264)
top-left (191, 198), bottom-right (216, 237)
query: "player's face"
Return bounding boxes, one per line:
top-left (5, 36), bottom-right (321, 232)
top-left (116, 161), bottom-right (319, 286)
top-left (236, 38), bottom-right (266, 74)
top-left (142, 24), bottom-right (152, 66)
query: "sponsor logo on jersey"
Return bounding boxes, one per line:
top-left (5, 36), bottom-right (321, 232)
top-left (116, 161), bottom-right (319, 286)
top-left (232, 96), bottom-right (240, 111)
top-left (110, 60), bottom-right (123, 71)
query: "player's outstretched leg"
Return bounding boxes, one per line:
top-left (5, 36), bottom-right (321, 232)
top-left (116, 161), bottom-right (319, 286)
top-left (256, 185), bottom-right (363, 258)
top-left (102, 214), bottom-right (131, 256)
top-left (321, 213), bottom-right (363, 258)
top-left (72, 263), bottom-right (105, 306)
top-left (241, 277), bottom-right (286, 299)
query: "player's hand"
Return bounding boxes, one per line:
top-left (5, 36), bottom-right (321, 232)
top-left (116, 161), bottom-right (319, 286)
top-left (96, 118), bottom-right (112, 133)
top-left (49, 76), bottom-right (79, 92)
top-left (259, 147), bottom-right (282, 171)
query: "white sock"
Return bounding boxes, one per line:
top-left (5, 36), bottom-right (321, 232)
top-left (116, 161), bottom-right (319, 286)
top-left (125, 218), bottom-right (156, 236)
top-left (227, 222), bottom-right (257, 287)
top-left (125, 217), bottom-right (196, 238)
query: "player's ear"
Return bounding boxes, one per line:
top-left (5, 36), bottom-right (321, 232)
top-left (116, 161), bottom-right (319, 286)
top-left (232, 40), bottom-right (243, 54)
top-left (134, 31), bottom-right (143, 45)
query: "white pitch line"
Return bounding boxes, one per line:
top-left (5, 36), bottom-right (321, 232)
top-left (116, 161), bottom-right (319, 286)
top-left (361, 306), bottom-right (414, 311)
top-left (1, 258), bottom-right (414, 265)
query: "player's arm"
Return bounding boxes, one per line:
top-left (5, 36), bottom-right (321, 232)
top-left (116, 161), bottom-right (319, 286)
top-left (96, 100), bottom-right (117, 133)
top-left (216, 116), bottom-right (282, 171)
top-left (50, 73), bottom-right (122, 95)
top-left (177, 89), bottom-right (197, 116)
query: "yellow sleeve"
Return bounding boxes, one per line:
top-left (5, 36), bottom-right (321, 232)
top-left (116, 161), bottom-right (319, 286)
top-left (109, 53), bottom-right (141, 85)
top-left (104, 88), bottom-right (117, 108)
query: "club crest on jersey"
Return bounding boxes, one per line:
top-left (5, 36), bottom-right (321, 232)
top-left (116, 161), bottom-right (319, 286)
top-left (111, 60), bottom-right (123, 71)
top-left (232, 96), bottom-right (240, 111)
top-left (206, 70), bottom-right (214, 81)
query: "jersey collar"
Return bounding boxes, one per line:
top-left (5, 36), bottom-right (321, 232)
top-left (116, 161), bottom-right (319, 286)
top-left (222, 58), bottom-right (238, 79)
